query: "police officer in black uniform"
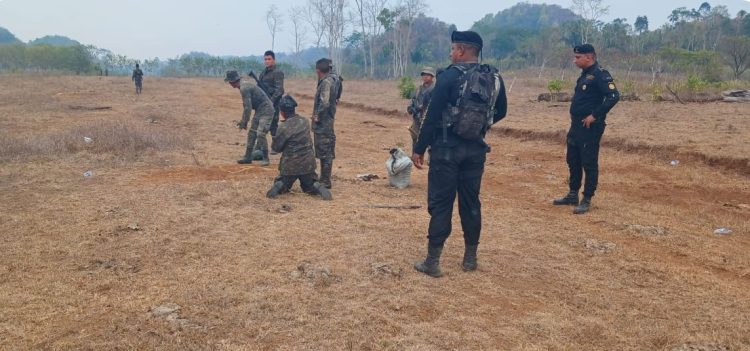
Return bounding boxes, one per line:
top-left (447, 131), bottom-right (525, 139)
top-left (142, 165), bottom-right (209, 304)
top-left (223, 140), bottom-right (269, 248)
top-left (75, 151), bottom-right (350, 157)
top-left (411, 31), bottom-right (507, 278)
top-left (553, 44), bottom-right (619, 214)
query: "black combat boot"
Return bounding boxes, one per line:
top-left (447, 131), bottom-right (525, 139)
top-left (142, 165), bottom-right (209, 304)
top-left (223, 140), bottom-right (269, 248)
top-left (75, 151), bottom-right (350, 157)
top-left (462, 244), bottom-right (478, 271)
top-left (251, 149), bottom-right (263, 160)
top-left (573, 197), bottom-right (592, 214)
top-left (266, 181), bottom-right (284, 198)
top-left (414, 244), bottom-right (443, 278)
top-left (552, 191), bottom-right (579, 206)
top-left (313, 182), bottom-right (333, 201)
top-left (260, 149), bottom-right (270, 167)
top-left (320, 159), bottom-right (333, 189)
top-left (237, 147), bottom-right (253, 164)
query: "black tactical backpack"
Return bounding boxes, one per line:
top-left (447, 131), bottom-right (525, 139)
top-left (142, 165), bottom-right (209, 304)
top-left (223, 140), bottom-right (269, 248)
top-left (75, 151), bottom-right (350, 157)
top-left (444, 64), bottom-right (501, 141)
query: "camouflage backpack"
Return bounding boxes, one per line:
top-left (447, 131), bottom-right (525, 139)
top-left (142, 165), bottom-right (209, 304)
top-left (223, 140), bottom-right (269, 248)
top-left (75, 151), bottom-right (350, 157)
top-left (443, 64), bottom-right (502, 141)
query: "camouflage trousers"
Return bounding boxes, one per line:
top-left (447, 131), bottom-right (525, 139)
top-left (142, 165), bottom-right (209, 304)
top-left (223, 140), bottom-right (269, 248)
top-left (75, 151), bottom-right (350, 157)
top-left (246, 112), bottom-right (273, 154)
top-left (134, 80), bottom-right (143, 94)
top-left (273, 173), bottom-right (321, 194)
top-left (313, 117), bottom-right (336, 159)
top-left (409, 115), bottom-right (424, 153)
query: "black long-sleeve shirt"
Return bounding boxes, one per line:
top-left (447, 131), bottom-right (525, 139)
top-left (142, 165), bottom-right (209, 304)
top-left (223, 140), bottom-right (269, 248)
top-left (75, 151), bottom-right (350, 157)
top-left (569, 62), bottom-right (619, 122)
top-left (414, 63), bottom-right (507, 155)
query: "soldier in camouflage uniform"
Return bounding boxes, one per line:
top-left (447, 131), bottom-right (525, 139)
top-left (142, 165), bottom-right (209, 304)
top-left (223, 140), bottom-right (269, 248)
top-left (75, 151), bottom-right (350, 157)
top-left (266, 95), bottom-right (332, 200)
top-left (312, 58), bottom-right (342, 189)
top-left (132, 63), bottom-right (144, 94)
top-left (407, 66), bottom-right (435, 152)
top-left (224, 70), bottom-right (274, 166)
top-left (258, 50), bottom-right (285, 138)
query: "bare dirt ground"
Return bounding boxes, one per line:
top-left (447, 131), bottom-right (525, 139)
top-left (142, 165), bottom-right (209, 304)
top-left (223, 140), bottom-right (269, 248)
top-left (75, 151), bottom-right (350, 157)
top-left (1, 74), bottom-right (749, 350)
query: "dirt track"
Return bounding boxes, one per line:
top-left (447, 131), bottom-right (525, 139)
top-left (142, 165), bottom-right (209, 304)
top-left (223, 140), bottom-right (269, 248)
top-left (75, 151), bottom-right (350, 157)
top-left (0, 75), bottom-right (749, 350)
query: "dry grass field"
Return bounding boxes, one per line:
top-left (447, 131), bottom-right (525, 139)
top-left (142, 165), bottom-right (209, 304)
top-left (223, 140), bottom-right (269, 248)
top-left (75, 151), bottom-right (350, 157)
top-left (1, 74), bottom-right (749, 350)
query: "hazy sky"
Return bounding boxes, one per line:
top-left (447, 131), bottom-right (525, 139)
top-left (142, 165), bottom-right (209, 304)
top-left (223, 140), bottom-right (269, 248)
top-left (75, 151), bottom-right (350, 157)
top-left (1, 0), bottom-right (749, 59)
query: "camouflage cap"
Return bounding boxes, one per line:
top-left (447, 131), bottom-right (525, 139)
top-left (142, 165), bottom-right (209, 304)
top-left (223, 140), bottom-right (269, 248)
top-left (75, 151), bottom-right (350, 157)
top-left (420, 66), bottom-right (435, 77)
top-left (224, 70), bottom-right (241, 83)
top-left (278, 95), bottom-right (298, 112)
top-left (574, 44), bottom-right (596, 54)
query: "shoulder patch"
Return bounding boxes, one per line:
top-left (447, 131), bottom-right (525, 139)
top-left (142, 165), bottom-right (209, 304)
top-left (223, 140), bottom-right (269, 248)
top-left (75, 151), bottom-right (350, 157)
top-left (608, 82), bottom-right (616, 90)
top-left (585, 74), bottom-right (595, 80)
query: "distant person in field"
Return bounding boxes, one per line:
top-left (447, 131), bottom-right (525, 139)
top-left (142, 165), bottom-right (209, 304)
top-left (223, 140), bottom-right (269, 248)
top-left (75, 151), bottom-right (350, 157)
top-left (552, 44), bottom-right (620, 214)
top-left (266, 95), bottom-right (332, 201)
top-left (224, 70), bottom-right (274, 166)
top-left (258, 50), bottom-right (285, 140)
top-left (407, 66), bottom-right (435, 153)
top-left (312, 58), bottom-right (343, 189)
top-left (131, 63), bottom-right (144, 94)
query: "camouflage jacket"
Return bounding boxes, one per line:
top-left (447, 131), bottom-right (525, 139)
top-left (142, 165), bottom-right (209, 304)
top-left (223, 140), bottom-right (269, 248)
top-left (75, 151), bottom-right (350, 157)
top-left (239, 80), bottom-right (275, 126)
top-left (408, 81), bottom-right (434, 120)
top-left (132, 68), bottom-right (143, 82)
top-left (271, 113), bottom-right (317, 176)
top-left (313, 73), bottom-right (341, 121)
top-left (258, 65), bottom-right (285, 105)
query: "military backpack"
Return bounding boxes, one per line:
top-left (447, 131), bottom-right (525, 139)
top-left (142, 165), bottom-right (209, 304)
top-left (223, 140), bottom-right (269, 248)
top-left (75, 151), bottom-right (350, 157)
top-left (443, 64), bottom-right (502, 141)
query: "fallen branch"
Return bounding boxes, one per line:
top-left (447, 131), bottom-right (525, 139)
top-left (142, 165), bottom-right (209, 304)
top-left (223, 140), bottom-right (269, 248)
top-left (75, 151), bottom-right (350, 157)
top-left (664, 85), bottom-right (685, 104)
top-left (369, 204), bottom-right (422, 209)
top-left (69, 105), bottom-right (112, 110)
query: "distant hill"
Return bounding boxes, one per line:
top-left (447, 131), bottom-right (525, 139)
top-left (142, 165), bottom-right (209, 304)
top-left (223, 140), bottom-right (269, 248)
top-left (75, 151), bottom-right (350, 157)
top-left (28, 35), bottom-right (81, 46)
top-left (0, 27), bottom-right (22, 44)
top-left (472, 3), bottom-right (579, 32)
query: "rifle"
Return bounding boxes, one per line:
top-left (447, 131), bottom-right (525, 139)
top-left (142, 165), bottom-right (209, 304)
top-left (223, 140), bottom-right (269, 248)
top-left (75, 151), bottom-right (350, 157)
top-left (248, 71), bottom-right (277, 103)
top-left (407, 97), bottom-right (421, 117)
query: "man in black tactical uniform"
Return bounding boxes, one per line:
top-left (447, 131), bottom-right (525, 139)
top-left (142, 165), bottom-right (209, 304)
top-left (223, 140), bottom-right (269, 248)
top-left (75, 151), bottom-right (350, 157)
top-left (552, 44), bottom-right (620, 214)
top-left (411, 31), bottom-right (507, 278)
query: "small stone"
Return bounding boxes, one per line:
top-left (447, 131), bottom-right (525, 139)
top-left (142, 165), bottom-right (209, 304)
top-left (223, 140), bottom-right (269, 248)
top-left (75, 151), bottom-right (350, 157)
top-left (127, 223), bottom-right (141, 231)
top-left (151, 303), bottom-right (181, 317)
top-left (356, 173), bottom-right (379, 181)
top-left (626, 224), bottom-right (668, 236)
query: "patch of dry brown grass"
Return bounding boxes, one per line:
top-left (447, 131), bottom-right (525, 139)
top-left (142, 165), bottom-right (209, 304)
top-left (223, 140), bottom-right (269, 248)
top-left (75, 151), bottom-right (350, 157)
top-left (0, 120), bottom-right (192, 162)
top-left (1, 75), bottom-right (749, 350)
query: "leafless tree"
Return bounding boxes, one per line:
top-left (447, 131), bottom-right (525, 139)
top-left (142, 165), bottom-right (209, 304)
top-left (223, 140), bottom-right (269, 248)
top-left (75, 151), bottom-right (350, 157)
top-left (289, 7), bottom-right (307, 61)
top-left (309, 0), bottom-right (348, 74)
top-left (363, 0), bottom-right (388, 77)
top-left (305, 1), bottom-right (327, 48)
top-left (266, 5), bottom-right (283, 51)
top-left (719, 36), bottom-right (750, 79)
top-left (570, 0), bottom-right (609, 43)
top-left (386, 0), bottom-right (427, 77)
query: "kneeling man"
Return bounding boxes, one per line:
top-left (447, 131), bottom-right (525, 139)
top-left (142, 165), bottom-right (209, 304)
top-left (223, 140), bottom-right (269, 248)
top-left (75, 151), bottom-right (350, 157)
top-left (266, 95), bottom-right (332, 200)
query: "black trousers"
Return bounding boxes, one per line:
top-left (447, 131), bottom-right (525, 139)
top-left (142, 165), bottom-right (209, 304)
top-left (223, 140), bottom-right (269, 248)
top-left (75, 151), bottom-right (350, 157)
top-left (426, 140), bottom-right (487, 247)
top-left (566, 121), bottom-right (605, 198)
top-left (275, 173), bottom-right (320, 194)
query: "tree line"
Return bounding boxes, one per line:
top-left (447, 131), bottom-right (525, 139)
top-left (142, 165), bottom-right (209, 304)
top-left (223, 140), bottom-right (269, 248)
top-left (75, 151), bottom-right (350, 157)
top-left (1, 1), bottom-right (749, 83)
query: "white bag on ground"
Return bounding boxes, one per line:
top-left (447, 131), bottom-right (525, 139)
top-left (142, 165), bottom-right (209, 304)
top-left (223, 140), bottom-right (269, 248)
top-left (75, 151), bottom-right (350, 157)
top-left (385, 148), bottom-right (413, 189)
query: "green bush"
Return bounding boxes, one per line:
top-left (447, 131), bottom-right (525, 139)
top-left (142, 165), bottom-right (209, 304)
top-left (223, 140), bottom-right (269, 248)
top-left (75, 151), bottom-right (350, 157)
top-left (547, 79), bottom-right (564, 94)
top-left (649, 85), bottom-right (663, 101)
top-left (620, 80), bottom-right (636, 95)
top-left (686, 74), bottom-right (709, 93)
top-left (398, 76), bottom-right (416, 99)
